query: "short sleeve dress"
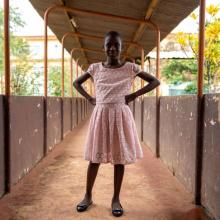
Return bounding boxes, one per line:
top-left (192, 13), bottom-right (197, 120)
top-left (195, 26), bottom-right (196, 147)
top-left (84, 61), bottom-right (144, 165)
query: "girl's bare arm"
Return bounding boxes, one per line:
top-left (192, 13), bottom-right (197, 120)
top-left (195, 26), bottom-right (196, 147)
top-left (134, 71), bottom-right (160, 97)
top-left (125, 71), bottom-right (160, 104)
top-left (73, 73), bottom-right (96, 104)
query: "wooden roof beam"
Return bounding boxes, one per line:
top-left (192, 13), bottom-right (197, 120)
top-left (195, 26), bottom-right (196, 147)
top-left (58, 0), bottom-right (88, 65)
top-left (126, 0), bottom-right (160, 54)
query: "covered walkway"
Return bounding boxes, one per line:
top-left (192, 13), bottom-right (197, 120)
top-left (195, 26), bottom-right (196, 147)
top-left (1, 0), bottom-right (220, 219)
top-left (0, 117), bottom-right (211, 220)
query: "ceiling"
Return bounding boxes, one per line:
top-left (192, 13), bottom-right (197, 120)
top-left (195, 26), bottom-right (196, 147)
top-left (29, 0), bottom-right (199, 70)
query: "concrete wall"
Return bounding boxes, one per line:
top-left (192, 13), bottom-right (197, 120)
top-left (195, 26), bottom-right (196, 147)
top-left (83, 99), bottom-right (86, 119)
top-left (134, 97), bottom-right (142, 140)
top-left (10, 96), bottom-right (44, 185)
top-left (202, 94), bottom-right (220, 220)
top-left (63, 98), bottom-right (71, 137)
top-left (143, 97), bottom-right (157, 155)
top-left (82, 98), bottom-right (85, 120)
top-left (159, 95), bottom-right (197, 194)
top-left (77, 98), bottom-right (82, 124)
top-left (3, 93), bottom-right (220, 220)
top-left (47, 97), bottom-right (62, 152)
top-left (84, 99), bottom-right (86, 118)
top-left (0, 96), bottom-right (5, 197)
top-left (85, 99), bottom-right (88, 115)
top-left (0, 96), bottom-right (90, 196)
top-left (72, 97), bottom-right (78, 128)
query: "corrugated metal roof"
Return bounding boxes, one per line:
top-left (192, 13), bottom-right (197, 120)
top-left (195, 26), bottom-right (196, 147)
top-left (29, 0), bottom-right (199, 69)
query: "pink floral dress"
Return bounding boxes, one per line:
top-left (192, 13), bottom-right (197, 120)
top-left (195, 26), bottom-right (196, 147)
top-left (83, 62), bottom-right (144, 165)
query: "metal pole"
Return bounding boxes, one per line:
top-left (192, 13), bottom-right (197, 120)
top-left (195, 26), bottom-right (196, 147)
top-left (154, 24), bottom-right (161, 158)
top-left (70, 55), bottom-right (73, 97)
top-left (141, 48), bottom-right (145, 142)
top-left (141, 48), bottom-right (145, 90)
top-left (4, 0), bottom-right (11, 193)
top-left (147, 56), bottom-right (151, 73)
top-left (71, 55), bottom-right (84, 98)
top-left (4, 0), bottom-right (10, 97)
top-left (61, 32), bottom-right (139, 97)
top-left (156, 26), bottom-right (160, 97)
top-left (43, 5), bottom-right (49, 157)
top-left (61, 31), bottom-right (142, 51)
top-left (69, 46), bottom-right (133, 98)
top-left (76, 59), bottom-right (79, 97)
top-left (195, 0), bottom-right (206, 205)
top-left (44, 10), bottom-right (48, 97)
top-left (70, 46), bottom-right (133, 56)
top-left (132, 58), bottom-right (135, 92)
top-left (69, 55), bottom-right (73, 131)
top-left (89, 78), bottom-right (92, 96)
top-left (44, 4), bottom-right (159, 94)
top-left (44, 4), bottom-right (158, 93)
top-left (61, 39), bottom-right (65, 97)
top-left (70, 49), bottom-right (76, 98)
top-left (198, 1), bottom-right (205, 97)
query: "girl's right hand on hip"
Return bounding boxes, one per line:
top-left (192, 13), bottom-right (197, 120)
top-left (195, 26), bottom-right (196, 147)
top-left (125, 93), bottom-right (136, 105)
top-left (89, 97), bottom-right (96, 105)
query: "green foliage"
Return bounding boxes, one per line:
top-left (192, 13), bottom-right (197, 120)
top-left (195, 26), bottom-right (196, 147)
top-left (0, 5), bottom-right (34, 95)
top-left (162, 59), bottom-right (197, 85)
top-left (48, 67), bottom-right (62, 96)
top-left (9, 7), bottom-right (25, 31)
top-left (184, 82), bottom-right (197, 94)
top-left (10, 36), bottom-right (34, 95)
top-left (0, 5), bottom-right (74, 97)
top-left (184, 81), bottom-right (209, 94)
top-left (48, 66), bottom-right (72, 97)
top-left (176, 3), bottom-right (220, 93)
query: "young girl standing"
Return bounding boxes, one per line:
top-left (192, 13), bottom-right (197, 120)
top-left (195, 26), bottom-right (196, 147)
top-left (73, 31), bottom-right (160, 217)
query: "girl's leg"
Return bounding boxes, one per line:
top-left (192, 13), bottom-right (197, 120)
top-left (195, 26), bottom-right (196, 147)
top-left (77, 161), bottom-right (100, 205)
top-left (112, 164), bottom-right (125, 208)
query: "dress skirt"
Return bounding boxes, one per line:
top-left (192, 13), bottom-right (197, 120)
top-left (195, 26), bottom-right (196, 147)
top-left (84, 102), bottom-right (144, 165)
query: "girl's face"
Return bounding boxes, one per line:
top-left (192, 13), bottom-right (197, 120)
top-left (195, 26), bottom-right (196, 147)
top-left (103, 35), bottom-right (122, 59)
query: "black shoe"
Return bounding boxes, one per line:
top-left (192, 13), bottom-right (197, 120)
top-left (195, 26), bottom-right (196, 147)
top-left (112, 202), bottom-right (123, 217)
top-left (76, 201), bottom-right (93, 212)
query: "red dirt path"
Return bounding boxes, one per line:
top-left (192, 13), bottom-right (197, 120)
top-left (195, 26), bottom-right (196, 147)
top-left (0, 116), bottom-right (211, 220)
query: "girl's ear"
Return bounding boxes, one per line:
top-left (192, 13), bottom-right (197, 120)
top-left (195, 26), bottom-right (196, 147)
top-left (121, 45), bottom-right (125, 52)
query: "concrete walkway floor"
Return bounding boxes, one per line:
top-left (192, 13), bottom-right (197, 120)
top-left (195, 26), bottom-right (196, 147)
top-left (0, 116), bottom-right (211, 220)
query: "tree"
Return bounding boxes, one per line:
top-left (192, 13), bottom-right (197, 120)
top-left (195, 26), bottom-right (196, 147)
top-left (48, 66), bottom-right (63, 96)
top-left (0, 6), bottom-right (34, 95)
top-left (176, 4), bottom-right (220, 93)
top-left (162, 59), bottom-right (197, 85)
top-left (161, 59), bottom-right (200, 94)
top-left (48, 65), bottom-right (76, 97)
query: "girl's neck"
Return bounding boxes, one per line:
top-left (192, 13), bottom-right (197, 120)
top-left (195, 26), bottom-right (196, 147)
top-left (104, 57), bottom-right (122, 67)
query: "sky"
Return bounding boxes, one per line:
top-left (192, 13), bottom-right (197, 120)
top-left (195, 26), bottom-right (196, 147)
top-left (0, 0), bottom-right (220, 36)
top-left (172, 0), bottom-right (220, 33)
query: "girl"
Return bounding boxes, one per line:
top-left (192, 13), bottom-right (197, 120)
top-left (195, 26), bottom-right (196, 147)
top-left (73, 31), bottom-right (160, 217)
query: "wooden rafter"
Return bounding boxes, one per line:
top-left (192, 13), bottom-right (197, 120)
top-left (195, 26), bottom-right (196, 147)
top-left (126, 0), bottom-right (160, 56)
top-left (59, 0), bottom-right (88, 66)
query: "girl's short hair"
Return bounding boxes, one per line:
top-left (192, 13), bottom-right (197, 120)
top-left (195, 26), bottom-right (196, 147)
top-left (104, 31), bottom-right (122, 41)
